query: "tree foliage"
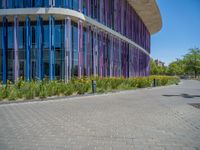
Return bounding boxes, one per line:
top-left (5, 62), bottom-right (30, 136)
top-left (183, 48), bottom-right (200, 78)
top-left (151, 48), bottom-right (200, 78)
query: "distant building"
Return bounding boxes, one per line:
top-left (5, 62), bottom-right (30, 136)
top-left (155, 59), bottom-right (165, 67)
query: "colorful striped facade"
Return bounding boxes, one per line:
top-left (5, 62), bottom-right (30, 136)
top-left (0, 0), bottom-right (160, 84)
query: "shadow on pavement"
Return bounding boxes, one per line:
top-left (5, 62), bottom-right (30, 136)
top-left (163, 93), bottom-right (200, 99)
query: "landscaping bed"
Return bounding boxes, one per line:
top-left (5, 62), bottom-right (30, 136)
top-left (0, 76), bottom-right (180, 101)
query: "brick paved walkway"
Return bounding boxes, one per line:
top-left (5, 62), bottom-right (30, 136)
top-left (0, 80), bottom-right (200, 150)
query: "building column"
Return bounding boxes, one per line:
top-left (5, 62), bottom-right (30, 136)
top-left (14, 16), bottom-right (19, 82)
top-left (86, 0), bottom-right (91, 17)
top-left (86, 25), bottom-right (91, 77)
top-left (49, 16), bottom-right (55, 80)
top-left (64, 17), bottom-right (72, 82)
top-left (79, 0), bottom-right (82, 12)
top-left (26, 16), bottom-right (31, 81)
top-left (36, 16), bottom-right (43, 80)
top-left (118, 39), bottom-right (122, 77)
top-left (2, 16), bottom-right (8, 84)
top-left (99, 32), bottom-right (103, 77)
top-left (78, 20), bottom-right (83, 78)
top-left (93, 28), bottom-right (98, 76)
top-left (109, 36), bottom-right (113, 77)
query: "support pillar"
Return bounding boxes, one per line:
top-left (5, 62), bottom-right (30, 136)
top-left (79, 0), bottom-right (82, 12)
top-left (36, 16), bottom-right (43, 80)
top-left (64, 17), bottom-right (72, 82)
top-left (78, 20), bottom-right (83, 78)
top-left (14, 16), bottom-right (19, 82)
top-left (99, 32), bottom-right (103, 77)
top-left (2, 16), bottom-right (8, 84)
top-left (92, 28), bottom-right (98, 76)
top-left (86, 25), bottom-right (91, 77)
top-left (26, 16), bottom-right (31, 81)
top-left (86, 0), bottom-right (91, 17)
top-left (49, 16), bottom-right (55, 80)
top-left (109, 36), bottom-right (113, 77)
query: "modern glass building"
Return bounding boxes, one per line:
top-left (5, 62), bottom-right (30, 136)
top-left (0, 0), bottom-right (162, 84)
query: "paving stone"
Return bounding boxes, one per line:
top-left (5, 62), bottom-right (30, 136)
top-left (0, 80), bottom-right (200, 150)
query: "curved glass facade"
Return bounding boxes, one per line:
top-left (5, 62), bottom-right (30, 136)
top-left (0, 0), bottom-right (151, 84)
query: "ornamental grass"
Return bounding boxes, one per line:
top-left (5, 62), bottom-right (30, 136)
top-left (0, 76), bottom-right (180, 101)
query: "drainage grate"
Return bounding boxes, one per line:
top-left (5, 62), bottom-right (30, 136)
top-left (189, 103), bottom-right (200, 109)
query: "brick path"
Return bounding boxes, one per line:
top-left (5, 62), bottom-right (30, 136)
top-left (0, 80), bottom-right (200, 150)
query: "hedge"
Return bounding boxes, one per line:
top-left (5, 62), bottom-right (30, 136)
top-left (0, 76), bottom-right (180, 101)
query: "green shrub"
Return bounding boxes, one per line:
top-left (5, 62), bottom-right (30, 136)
top-left (63, 83), bottom-right (74, 96)
top-left (0, 76), bottom-right (180, 101)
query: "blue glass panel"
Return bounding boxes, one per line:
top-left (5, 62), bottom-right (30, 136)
top-left (55, 0), bottom-right (62, 7)
top-left (8, 27), bottom-right (14, 49)
top-left (35, 0), bottom-right (43, 7)
top-left (7, 0), bottom-right (14, 8)
top-left (24, 0), bottom-right (32, 7)
top-left (43, 25), bottom-right (49, 49)
top-left (44, 0), bottom-right (49, 7)
top-left (72, 0), bottom-right (78, 11)
top-left (18, 26), bottom-right (24, 49)
top-left (55, 25), bottom-right (62, 48)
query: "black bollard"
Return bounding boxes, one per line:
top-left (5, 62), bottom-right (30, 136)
top-left (153, 78), bottom-right (156, 87)
top-left (92, 80), bottom-right (96, 94)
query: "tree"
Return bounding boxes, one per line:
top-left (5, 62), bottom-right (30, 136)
top-left (150, 59), bottom-right (158, 75)
top-left (167, 59), bottom-right (185, 76)
top-left (150, 59), bottom-right (167, 75)
top-left (183, 48), bottom-right (200, 78)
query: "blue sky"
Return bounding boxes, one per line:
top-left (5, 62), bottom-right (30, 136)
top-left (151, 0), bottom-right (200, 65)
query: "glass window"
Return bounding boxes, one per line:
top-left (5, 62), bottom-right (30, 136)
top-left (82, 0), bottom-right (87, 15)
top-left (35, 0), bottom-right (43, 7)
top-left (44, 0), bottom-right (49, 7)
top-left (43, 24), bottom-right (49, 78)
top-left (72, 22), bottom-right (78, 77)
top-left (72, 0), bottom-right (78, 11)
top-left (7, 0), bottom-right (14, 8)
top-left (55, 23), bottom-right (64, 79)
top-left (18, 26), bottom-right (24, 49)
top-left (55, 0), bottom-right (62, 7)
top-left (8, 26), bottom-right (14, 49)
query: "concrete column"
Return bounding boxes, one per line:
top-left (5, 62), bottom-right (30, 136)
top-left (79, 0), bottom-right (82, 12)
top-left (93, 28), bottom-right (98, 76)
top-left (109, 36), bottom-right (113, 77)
top-left (14, 16), bottom-right (19, 82)
top-left (78, 20), bottom-right (83, 78)
top-left (86, 25), bottom-right (91, 77)
top-left (64, 17), bottom-right (72, 82)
